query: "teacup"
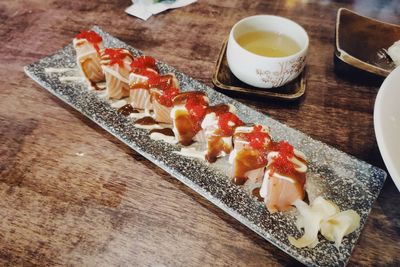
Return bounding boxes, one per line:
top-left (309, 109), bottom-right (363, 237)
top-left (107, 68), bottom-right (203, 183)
top-left (226, 15), bottom-right (309, 88)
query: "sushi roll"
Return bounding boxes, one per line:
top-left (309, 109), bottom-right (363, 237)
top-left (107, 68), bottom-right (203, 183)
top-left (150, 74), bottom-right (180, 124)
top-left (229, 124), bottom-right (272, 185)
top-left (260, 141), bottom-right (307, 213)
top-left (171, 92), bottom-right (209, 146)
top-left (201, 104), bottom-right (244, 163)
top-left (129, 68), bottom-right (158, 110)
top-left (101, 48), bottom-right (134, 99)
top-left (73, 30), bottom-right (105, 83)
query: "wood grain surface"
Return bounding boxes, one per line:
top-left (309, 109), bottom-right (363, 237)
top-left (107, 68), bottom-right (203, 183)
top-left (1, 0), bottom-right (400, 266)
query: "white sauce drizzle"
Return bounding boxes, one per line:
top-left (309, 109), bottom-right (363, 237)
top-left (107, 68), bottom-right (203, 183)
top-left (59, 76), bottom-right (85, 82)
top-left (235, 124), bottom-right (269, 134)
top-left (129, 112), bottom-right (150, 119)
top-left (150, 132), bottom-right (178, 144)
top-left (97, 92), bottom-right (109, 98)
top-left (110, 99), bottom-right (129, 109)
top-left (45, 67), bottom-right (76, 73)
top-left (96, 82), bottom-right (106, 89)
top-left (173, 147), bottom-right (206, 160)
top-left (133, 123), bottom-right (163, 130)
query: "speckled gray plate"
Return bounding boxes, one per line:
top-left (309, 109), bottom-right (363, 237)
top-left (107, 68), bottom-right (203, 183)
top-left (24, 26), bottom-right (386, 267)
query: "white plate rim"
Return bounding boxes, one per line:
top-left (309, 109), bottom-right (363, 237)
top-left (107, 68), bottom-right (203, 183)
top-left (374, 65), bottom-right (400, 191)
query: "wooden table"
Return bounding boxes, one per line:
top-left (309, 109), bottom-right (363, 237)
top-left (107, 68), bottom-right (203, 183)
top-left (1, 0), bottom-right (399, 266)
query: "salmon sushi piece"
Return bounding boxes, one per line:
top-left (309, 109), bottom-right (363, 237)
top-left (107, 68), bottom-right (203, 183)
top-left (129, 56), bottom-right (160, 110)
top-left (79, 57), bottom-right (104, 83)
top-left (130, 87), bottom-right (152, 110)
top-left (171, 92), bottom-right (209, 146)
top-left (100, 48), bottom-right (134, 99)
top-left (259, 141), bottom-right (307, 213)
top-left (128, 71), bottom-right (154, 110)
top-left (152, 97), bottom-right (172, 123)
top-left (149, 74), bottom-right (180, 123)
top-left (150, 88), bottom-right (180, 124)
top-left (73, 30), bottom-right (105, 83)
top-left (201, 104), bottom-right (244, 163)
top-left (229, 124), bottom-right (272, 185)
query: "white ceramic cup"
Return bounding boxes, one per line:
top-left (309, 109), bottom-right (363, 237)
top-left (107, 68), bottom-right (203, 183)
top-left (226, 15), bottom-right (309, 88)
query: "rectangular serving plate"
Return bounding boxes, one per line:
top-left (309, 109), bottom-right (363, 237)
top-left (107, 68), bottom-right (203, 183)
top-left (24, 26), bottom-right (386, 267)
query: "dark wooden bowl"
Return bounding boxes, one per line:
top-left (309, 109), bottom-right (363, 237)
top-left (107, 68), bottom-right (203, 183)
top-left (335, 8), bottom-right (400, 77)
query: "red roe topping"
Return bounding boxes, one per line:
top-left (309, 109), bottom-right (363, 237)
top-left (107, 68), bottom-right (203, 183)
top-left (245, 125), bottom-right (271, 150)
top-left (136, 68), bottom-right (159, 80)
top-left (185, 94), bottom-right (207, 132)
top-left (157, 87), bottom-right (180, 107)
top-left (76, 30), bottom-right (102, 52)
top-left (130, 56), bottom-right (157, 72)
top-left (217, 113), bottom-right (244, 136)
top-left (270, 141), bottom-right (296, 176)
top-left (103, 48), bottom-right (131, 67)
top-left (149, 75), bottom-right (175, 91)
top-left (273, 141), bottom-right (295, 158)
